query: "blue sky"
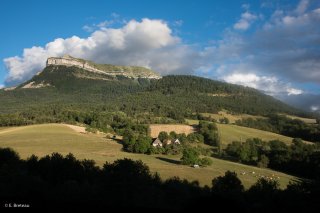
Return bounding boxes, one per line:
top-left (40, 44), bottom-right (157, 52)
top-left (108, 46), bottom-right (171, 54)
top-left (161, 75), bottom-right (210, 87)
top-left (1, 0), bottom-right (320, 109)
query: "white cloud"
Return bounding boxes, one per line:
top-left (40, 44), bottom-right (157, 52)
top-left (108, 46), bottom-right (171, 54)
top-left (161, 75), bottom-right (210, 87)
top-left (295, 0), bottom-right (309, 14)
top-left (111, 12), bottom-right (120, 18)
top-left (96, 20), bottom-right (114, 28)
top-left (82, 25), bottom-right (94, 32)
top-left (242, 4), bottom-right (250, 10)
top-left (234, 11), bottom-right (257, 30)
top-left (223, 73), bottom-right (303, 96)
top-left (311, 105), bottom-right (319, 111)
top-left (0, 84), bottom-right (4, 89)
top-left (173, 20), bottom-right (183, 27)
top-left (4, 18), bottom-right (199, 86)
top-left (287, 88), bottom-right (303, 96)
top-left (223, 73), bottom-right (261, 88)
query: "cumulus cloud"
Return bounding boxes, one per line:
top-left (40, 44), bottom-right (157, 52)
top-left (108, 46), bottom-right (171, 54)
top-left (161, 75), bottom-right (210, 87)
top-left (234, 11), bottom-right (258, 30)
top-left (222, 73), bottom-right (303, 96)
top-left (4, 18), bottom-right (199, 86)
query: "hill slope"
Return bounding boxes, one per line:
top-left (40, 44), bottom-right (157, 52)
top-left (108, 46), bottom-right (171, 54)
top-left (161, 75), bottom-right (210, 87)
top-left (0, 124), bottom-right (296, 188)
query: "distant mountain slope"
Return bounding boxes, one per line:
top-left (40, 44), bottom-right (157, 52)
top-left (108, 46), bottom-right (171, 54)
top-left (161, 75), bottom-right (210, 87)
top-left (119, 75), bottom-right (300, 116)
top-left (0, 57), bottom-right (301, 118)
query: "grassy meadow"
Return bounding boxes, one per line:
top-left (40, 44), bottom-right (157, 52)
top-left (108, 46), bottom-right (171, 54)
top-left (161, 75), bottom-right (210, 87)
top-left (216, 123), bottom-right (300, 146)
top-left (283, 114), bottom-right (317, 124)
top-left (0, 124), bottom-right (297, 189)
top-left (201, 111), bottom-right (265, 124)
top-left (186, 119), bottom-right (310, 146)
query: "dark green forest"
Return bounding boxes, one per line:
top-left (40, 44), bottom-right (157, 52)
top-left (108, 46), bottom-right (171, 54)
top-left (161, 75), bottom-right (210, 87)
top-left (225, 138), bottom-right (320, 179)
top-left (1, 148), bottom-right (320, 211)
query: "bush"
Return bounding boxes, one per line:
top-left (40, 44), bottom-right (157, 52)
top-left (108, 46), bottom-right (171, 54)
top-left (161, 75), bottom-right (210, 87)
top-left (164, 144), bottom-right (182, 155)
top-left (212, 171), bottom-right (244, 194)
top-left (0, 148), bottom-right (21, 167)
top-left (148, 146), bottom-right (165, 155)
top-left (85, 126), bottom-right (97, 133)
top-left (158, 131), bottom-right (169, 141)
top-left (133, 136), bottom-right (152, 154)
top-left (199, 157), bottom-right (213, 167)
top-left (187, 133), bottom-right (204, 143)
top-left (257, 154), bottom-right (269, 168)
top-left (181, 148), bottom-right (200, 165)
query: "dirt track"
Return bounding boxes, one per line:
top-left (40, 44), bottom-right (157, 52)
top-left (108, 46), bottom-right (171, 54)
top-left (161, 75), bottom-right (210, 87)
top-left (63, 124), bottom-right (86, 133)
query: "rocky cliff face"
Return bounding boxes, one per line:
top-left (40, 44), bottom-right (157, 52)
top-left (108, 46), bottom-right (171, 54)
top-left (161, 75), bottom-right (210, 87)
top-left (46, 55), bottom-right (161, 79)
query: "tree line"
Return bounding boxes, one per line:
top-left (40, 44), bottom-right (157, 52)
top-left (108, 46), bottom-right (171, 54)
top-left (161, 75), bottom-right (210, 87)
top-left (235, 114), bottom-right (320, 143)
top-left (225, 138), bottom-right (320, 179)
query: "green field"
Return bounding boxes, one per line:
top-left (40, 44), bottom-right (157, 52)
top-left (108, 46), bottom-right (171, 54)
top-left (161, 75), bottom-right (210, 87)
top-left (283, 114), bottom-right (317, 124)
top-left (201, 111), bottom-right (265, 124)
top-left (217, 123), bottom-right (302, 146)
top-left (0, 124), bottom-right (297, 188)
top-left (186, 119), bottom-right (309, 146)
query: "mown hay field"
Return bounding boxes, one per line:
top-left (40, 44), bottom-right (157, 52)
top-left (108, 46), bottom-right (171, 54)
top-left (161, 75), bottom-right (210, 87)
top-left (149, 124), bottom-right (196, 138)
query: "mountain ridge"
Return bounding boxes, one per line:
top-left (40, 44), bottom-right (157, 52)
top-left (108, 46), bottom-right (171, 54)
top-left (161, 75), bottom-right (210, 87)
top-left (46, 54), bottom-right (161, 80)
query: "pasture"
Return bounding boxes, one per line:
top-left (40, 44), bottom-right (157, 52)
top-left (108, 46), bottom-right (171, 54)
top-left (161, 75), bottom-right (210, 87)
top-left (216, 123), bottom-right (300, 146)
top-left (185, 119), bottom-right (310, 146)
top-left (0, 124), bottom-right (296, 188)
top-left (201, 111), bottom-right (265, 124)
top-left (282, 114), bottom-right (317, 124)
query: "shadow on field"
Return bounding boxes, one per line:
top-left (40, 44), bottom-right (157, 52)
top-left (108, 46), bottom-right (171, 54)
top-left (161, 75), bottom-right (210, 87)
top-left (156, 157), bottom-right (181, 165)
top-left (111, 138), bottom-right (124, 145)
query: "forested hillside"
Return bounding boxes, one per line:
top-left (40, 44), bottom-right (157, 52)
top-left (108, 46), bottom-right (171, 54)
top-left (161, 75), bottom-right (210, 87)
top-left (0, 65), bottom-right (304, 128)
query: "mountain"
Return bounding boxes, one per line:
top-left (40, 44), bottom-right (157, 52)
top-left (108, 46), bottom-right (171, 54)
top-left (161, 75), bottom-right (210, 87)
top-left (0, 56), bottom-right (304, 125)
top-left (19, 55), bottom-right (161, 89)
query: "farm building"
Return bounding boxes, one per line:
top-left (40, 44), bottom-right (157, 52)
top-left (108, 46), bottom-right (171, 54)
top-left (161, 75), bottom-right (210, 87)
top-left (173, 139), bottom-right (181, 145)
top-left (152, 138), bottom-right (163, 147)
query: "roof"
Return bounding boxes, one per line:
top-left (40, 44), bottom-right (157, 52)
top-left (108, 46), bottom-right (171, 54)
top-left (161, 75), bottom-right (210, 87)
top-left (173, 139), bottom-right (181, 144)
top-left (152, 138), bottom-right (162, 144)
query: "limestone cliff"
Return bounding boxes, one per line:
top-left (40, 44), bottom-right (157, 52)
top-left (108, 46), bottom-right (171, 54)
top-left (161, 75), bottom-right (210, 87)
top-left (46, 55), bottom-right (161, 79)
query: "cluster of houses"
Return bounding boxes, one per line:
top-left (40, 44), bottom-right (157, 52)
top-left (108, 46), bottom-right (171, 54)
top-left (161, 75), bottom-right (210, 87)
top-left (152, 138), bottom-right (181, 147)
